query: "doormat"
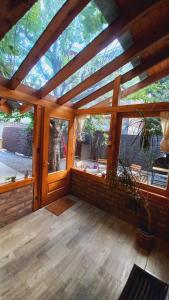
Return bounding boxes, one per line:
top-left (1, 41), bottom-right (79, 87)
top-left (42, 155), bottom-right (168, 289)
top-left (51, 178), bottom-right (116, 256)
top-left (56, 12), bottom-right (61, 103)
top-left (119, 264), bottom-right (169, 300)
top-left (46, 197), bottom-right (75, 216)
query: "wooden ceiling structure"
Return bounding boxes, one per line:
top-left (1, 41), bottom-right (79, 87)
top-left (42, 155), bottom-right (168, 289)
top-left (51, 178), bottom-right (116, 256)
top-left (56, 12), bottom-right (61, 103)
top-left (0, 0), bottom-right (169, 112)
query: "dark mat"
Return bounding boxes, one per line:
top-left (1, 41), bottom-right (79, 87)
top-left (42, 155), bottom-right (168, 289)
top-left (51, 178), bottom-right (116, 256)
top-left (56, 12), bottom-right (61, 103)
top-left (119, 264), bottom-right (169, 300)
top-left (46, 197), bottom-right (75, 216)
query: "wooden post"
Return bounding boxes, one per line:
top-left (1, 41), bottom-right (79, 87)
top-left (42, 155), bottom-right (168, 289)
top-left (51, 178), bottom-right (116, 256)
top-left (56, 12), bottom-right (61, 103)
top-left (32, 105), bottom-right (43, 211)
top-left (112, 75), bottom-right (121, 106)
top-left (107, 75), bottom-right (122, 173)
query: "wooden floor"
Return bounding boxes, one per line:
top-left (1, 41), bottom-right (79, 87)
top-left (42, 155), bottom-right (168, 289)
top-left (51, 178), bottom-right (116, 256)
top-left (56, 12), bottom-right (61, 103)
top-left (0, 196), bottom-right (169, 300)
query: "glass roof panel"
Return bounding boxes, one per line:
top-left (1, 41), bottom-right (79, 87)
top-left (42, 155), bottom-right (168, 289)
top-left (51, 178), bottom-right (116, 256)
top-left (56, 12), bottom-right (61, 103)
top-left (23, 0), bottom-right (112, 89)
top-left (0, 0), bottom-right (66, 79)
top-left (70, 60), bottom-right (138, 104)
top-left (51, 31), bottom-right (134, 98)
top-left (81, 91), bottom-right (113, 109)
top-left (121, 71), bottom-right (148, 90)
top-left (120, 75), bottom-right (169, 105)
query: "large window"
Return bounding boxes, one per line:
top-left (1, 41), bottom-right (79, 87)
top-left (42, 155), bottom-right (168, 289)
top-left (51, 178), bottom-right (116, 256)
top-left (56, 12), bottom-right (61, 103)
top-left (0, 102), bottom-right (33, 184)
top-left (118, 117), bottom-right (169, 189)
top-left (74, 115), bottom-right (111, 177)
top-left (48, 118), bottom-right (68, 173)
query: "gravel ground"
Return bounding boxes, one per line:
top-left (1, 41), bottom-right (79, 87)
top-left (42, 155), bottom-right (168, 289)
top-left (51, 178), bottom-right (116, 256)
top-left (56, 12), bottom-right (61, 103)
top-left (0, 150), bottom-right (32, 176)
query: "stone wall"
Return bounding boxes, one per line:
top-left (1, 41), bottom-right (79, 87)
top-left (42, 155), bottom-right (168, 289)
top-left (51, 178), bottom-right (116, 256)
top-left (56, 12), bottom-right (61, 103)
top-left (2, 127), bottom-right (33, 156)
top-left (71, 170), bottom-right (169, 241)
top-left (0, 184), bottom-right (33, 227)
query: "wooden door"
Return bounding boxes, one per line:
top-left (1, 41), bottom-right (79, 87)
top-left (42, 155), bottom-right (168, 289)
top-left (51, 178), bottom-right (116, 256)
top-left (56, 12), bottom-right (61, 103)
top-left (41, 107), bottom-right (74, 207)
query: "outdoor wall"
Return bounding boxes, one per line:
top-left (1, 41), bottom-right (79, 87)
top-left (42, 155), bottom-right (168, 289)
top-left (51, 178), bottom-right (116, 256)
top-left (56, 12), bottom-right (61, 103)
top-left (0, 184), bottom-right (33, 227)
top-left (71, 170), bottom-right (169, 241)
top-left (77, 133), bottom-right (162, 171)
top-left (120, 135), bottom-right (162, 170)
top-left (2, 127), bottom-right (33, 156)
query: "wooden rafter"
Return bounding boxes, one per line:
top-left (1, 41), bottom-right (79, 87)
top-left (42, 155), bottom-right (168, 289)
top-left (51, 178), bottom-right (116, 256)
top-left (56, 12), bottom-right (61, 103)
top-left (74, 45), bottom-right (169, 109)
top-left (121, 64), bottom-right (169, 99)
top-left (8, 0), bottom-right (90, 90)
top-left (37, 0), bottom-right (162, 98)
top-left (0, 0), bottom-right (37, 41)
top-left (57, 31), bottom-right (169, 106)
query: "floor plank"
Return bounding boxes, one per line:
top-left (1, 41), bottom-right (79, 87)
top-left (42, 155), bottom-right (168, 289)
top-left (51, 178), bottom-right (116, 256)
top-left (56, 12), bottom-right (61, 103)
top-left (0, 195), bottom-right (169, 300)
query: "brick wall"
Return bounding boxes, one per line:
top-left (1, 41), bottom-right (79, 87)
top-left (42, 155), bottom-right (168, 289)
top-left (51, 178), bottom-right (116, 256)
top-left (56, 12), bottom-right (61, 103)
top-left (71, 170), bottom-right (169, 241)
top-left (0, 184), bottom-right (33, 227)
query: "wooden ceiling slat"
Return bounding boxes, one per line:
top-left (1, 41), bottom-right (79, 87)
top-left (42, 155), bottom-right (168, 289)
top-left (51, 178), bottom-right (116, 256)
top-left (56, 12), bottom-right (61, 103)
top-left (8, 0), bottom-right (90, 90)
top-left (121, 64), bottom-right (169, 98)
top-left (74, 45), bottom-right (169, 108)
top-left (0, 0), bottom-right (37, 41)
top-left (37, 0), bottom-right (161, 98)
top-left (57, 26), bottom-right (169, 106)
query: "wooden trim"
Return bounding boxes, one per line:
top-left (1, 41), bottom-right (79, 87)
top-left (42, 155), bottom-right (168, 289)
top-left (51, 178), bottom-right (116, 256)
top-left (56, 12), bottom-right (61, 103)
top-left (74, 49), bottom-right (169, 109)
top-left (8, 0), bottom-right (90, 90)
top-left (32, 105), bottom-right (43, 211)
top-left (41, 107), bottom-right (49, 206)
top-left (0, 178), bottom-right (34, 194)
top-left (57, 30), bottom-right (169, 105)
top-left (38, 0), bottom-right (162, 98)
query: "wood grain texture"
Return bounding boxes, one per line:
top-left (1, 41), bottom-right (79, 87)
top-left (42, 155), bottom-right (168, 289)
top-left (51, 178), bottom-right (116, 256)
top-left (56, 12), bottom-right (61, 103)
top-left (38, 0), bottom-right (161, 98)
top-left (0, 0), bottom-right (36, 41)
top-left (0, 196), bottom-right (169, 300)
top-left (74, 45), bottom-right (169, 109)
top-left (8, 0), bottom-right (90, 90)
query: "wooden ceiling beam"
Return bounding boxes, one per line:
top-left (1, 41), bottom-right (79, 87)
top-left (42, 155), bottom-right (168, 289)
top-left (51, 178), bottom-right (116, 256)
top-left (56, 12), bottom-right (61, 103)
top-left (75, 101), bottom-right (169, 115)
top-left (37, 0), bottom-right (161, 98)
top-left (8, 0), bottom-right (90, 90)
top-left (0, 0), bottom-right (37, 41)
top-left (57, 19), bottom-right (169, 105)
top-left (74, 46), bottom-right (169, 108)
top-left (0, 85), bottom-right (74, 118)
top-left (121, 65), bottom-right (169, 99)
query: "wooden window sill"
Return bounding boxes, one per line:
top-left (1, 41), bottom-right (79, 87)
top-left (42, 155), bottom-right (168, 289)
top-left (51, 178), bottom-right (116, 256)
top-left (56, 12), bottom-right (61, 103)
top-left (0, 177), bottom-right (34, 194)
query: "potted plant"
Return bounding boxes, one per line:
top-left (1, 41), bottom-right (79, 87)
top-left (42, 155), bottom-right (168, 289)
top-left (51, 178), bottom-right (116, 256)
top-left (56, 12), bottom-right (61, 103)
top-left (108, 159), bottom-right (154, 251)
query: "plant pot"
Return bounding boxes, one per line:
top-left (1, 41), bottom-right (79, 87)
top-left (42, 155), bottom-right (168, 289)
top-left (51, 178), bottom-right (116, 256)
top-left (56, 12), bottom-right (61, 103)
top-left (137, 227), bottom-right (155, 251)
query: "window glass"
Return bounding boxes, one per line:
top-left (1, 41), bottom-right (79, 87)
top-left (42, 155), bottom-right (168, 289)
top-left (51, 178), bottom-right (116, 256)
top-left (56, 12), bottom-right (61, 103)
top-left (0, 101), bottom-right (33, 184)
top-left (48, 118), bottom-right (68, 173)
top-left (0, 0), bottom-right (66, 79)
top-left (74, 115), bottom-right (111, 177)
top-left (119, 117), bottom-right (168, 189)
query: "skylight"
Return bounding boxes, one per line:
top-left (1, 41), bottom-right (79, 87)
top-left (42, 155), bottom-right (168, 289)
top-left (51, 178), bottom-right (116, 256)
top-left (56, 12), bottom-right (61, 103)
top-left (50, 31), bottom-right (133, 98)
top-left (81, 91), bottom-right (113, 109)
top-left (0, 0), bottom-right (66, 79)
top-left (23, 0), bottom-right (109, 89)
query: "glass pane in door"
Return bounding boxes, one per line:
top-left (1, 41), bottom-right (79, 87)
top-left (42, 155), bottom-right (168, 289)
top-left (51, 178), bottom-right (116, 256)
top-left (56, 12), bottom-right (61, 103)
top-left (48, 118), bottom-right (68, 173)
